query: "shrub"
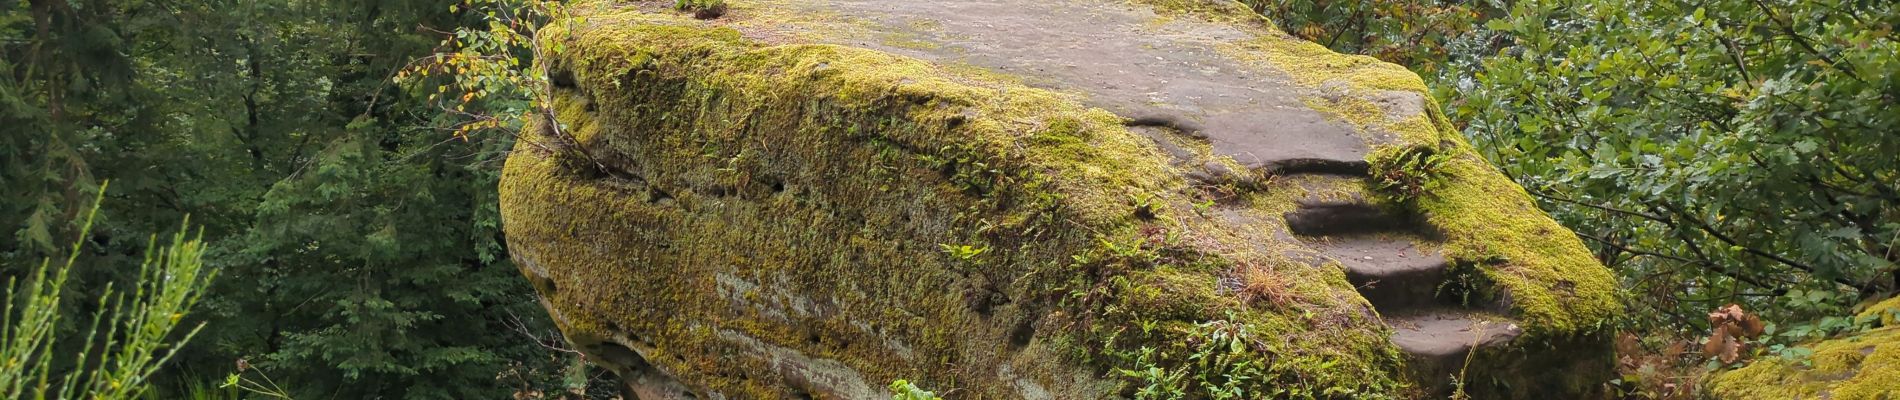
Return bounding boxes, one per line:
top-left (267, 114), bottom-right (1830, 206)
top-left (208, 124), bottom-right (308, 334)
top-left (1445, 0), bottom-right (1900, 332)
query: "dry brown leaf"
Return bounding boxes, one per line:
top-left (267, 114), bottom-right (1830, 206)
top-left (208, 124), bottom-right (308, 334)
top-left (1702, 303), bottom-right (1762, 363)
top-left (1718, 336), bottom-right (1743, 363)
top-left (1741, 313), bottom-right (1765, 337)
top-left (1703, 330), bottom-right (1726, 357)
top-left (1663, 340), bottom-right (1686, 359)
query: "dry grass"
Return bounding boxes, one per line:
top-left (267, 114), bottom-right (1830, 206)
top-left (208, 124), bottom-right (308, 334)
top-left (1232, 261), bottom-right (1295, 308)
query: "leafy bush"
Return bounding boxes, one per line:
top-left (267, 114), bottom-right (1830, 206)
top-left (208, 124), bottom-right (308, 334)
top-left (1444, 0), bottom-right (1899, 332)
top-left (1243, 0), bottom-right (1498, 71)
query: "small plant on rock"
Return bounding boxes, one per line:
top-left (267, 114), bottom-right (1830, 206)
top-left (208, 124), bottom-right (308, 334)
top-left (889, 380), bottom-right (942, 400)
top-left (674, 0), bottom-right (727, 19)
top-left (1118, 346), bottom-right (1188, 399)
top-left (1128, 193), bottom-right (1165, 220)
top-left (1367, 146), bottom-right (1449, 203)
top-left (939, 243), bottom-right (989, 260)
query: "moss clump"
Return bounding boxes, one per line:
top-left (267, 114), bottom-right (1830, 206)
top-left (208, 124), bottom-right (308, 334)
top-left (1706, 327), bottom-right (1900, 399)
top-left (1704, 297), bottom-right (1900, 399)
top-left (1407, 150), bottom-right (1622, 337)
top-left (1860, 296), bottom-right (1900, 326)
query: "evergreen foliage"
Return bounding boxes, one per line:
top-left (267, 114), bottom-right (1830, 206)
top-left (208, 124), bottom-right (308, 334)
top-left (2, 0), bottom-right (596, 398)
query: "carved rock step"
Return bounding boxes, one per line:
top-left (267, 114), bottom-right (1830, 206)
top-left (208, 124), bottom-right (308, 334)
top-left (1316, 236), bottom-right (1450, 311)
top-left (1283, 200), bottom-right (1413, 237)
top-left (1388, 311), bottom-right (1523, 381)
top-left (1278, 183), bottom-right (1525, 390)
top-left (1264, 158), bottom-right (1370, 177)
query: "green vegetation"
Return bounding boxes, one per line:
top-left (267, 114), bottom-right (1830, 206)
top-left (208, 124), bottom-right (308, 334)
top-left (1448, 0), bottom-right (1898, 339)
top-left (939, 243), bottom-right (990, 260)
top-left (1112, 319), bottom-right (1294, 399)
top-left (1368, 146), bottom-right (1450, 204)
top-left (1240, 0), bottom-right (1494, 70)
top-left (2, 0), bottom-right (604, 398)
top-left (3, 187), bottom-right (215, 399)
top-left (889, 380), bottom-right (944, 400)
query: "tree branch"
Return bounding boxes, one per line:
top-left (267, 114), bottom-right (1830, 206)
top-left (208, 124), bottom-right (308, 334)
top-left (1529, 190), bottom-right (1671, 223)
top-left (1656, 201), bottom-right (1859, 288)
top-left (1574, 230), bottom-right (1781, 292)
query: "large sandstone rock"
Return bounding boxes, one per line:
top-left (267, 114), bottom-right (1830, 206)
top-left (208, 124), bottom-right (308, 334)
top-left (499, 0), bottom-right (1620, 398)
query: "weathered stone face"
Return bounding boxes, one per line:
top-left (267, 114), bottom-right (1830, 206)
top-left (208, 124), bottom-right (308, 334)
top-left (499, 0), bottom-right (1620, 398)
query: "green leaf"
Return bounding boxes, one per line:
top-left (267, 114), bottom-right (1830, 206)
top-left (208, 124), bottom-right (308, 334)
top-left (1792, 140), bottom-right (1819, 153)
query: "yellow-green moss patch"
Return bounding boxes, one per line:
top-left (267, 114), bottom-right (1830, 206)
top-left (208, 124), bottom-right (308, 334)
top-left (1859, 296), bottom-right (1900, 326)
top-left (1707, 327), bottom-right (1900, 399)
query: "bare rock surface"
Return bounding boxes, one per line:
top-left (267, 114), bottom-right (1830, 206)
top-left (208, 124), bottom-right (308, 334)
top-left (1389, 311), bottom-right (1524, 373)
top-left (753, 0), bottom-right (1388, 170)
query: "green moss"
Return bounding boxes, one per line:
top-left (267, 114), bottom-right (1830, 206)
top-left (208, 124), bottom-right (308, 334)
top-left (1859, 296), bottom-right (1900, 326)
top-left (1411, 151), bottom-right (1621, 336)
top-left (1706, 327), bottom-right (1900, 399)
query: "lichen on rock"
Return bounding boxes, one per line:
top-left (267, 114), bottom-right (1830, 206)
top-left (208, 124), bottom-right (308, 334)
top-left (499, 0), bottom-right (1620, 398)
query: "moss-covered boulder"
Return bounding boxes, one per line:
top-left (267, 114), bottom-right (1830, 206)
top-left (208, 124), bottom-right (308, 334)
top-left (498, 0), bottom-right (1619, 398)
top-left (1705, 298), bottom-right (1900, 399)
